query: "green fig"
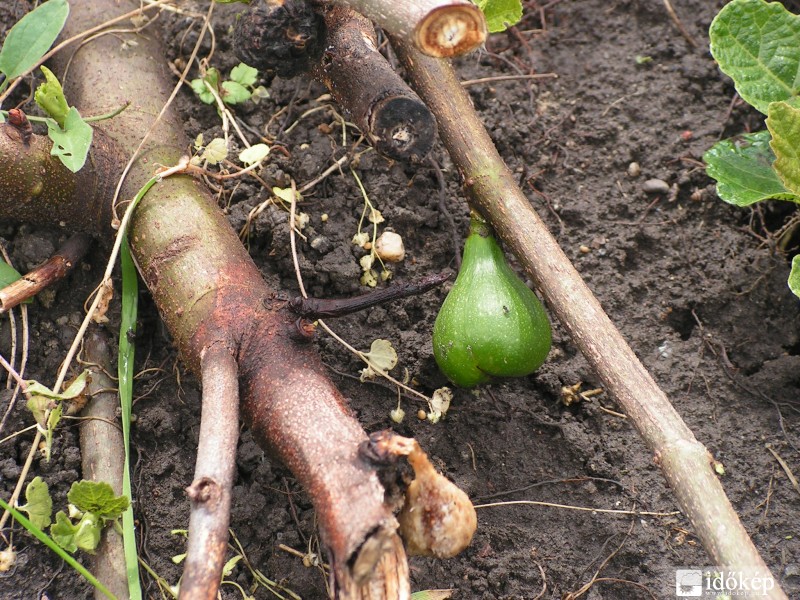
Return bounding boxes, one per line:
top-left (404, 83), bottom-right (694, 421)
top-left (432, 214), bottom-right (551, 387)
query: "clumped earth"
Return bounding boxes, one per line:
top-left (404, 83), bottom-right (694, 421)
top-left (1, 0), bottom-right (799, 598)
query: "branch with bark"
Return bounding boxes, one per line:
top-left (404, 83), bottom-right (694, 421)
top-left (390, 37), bottom-right (789, 600)
top-left (0, 1), bottom-right (473, 598)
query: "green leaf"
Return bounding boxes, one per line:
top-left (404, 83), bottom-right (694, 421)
top-left (34, 66), bottom-right (69, 128)
top-left (190, 78), bottom-right (215, 104)
top-left (51, 511), bottom-right (79, 553)
top-left (221, 80), bottom-right (251, 104)
top-left (51, 511), bottom-right (102, 554)
top-left (68, 481), bottom-right (130, 521)
top-left (47, 107), bottom-right (94, 173)
top-left (0, 0), bottom-right (69, 81)
top-left (767, 100), bottom-right (800, 195)
top-left (238, 143), bottom-right (270, 166)
top-left (26, 370), bottom-right (89, 402)
top-left (709, 0), bottom-right (800, 114)
top-left (73, 512), bottom-right (102, 553)
top-left (473, 0), bottom-right (523, 33)
top-left (704, 130), bottom-right (798, 206)
top-left (200, 137), bottom-right (228, 165)
top-left (230, 63), bottom-right (258, 87)
top-left (18, 476), bottom-right (53, 530)
top-left (789, 255), bottom-right (800, 298)
top-left (0, 260), bottom-right (23, 288)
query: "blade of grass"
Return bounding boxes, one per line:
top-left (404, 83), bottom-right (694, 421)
top-left (118, 234), bottom-right (142, 600)
top-left (0, 497), bottom-right (118, 600)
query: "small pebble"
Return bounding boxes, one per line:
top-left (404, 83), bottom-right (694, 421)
top-left (643, 178), bottom-right (670, 194)
top-left (627, 162), bottom-right (641, 177)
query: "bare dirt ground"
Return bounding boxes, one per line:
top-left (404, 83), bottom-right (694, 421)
top-left (1, 1), bottom-right (799, 599)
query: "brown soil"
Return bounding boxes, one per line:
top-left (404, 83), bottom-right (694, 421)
top-left (1, 1), bottom-right (799, 599)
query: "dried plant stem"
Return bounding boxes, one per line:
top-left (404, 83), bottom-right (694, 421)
top-left (393, 39), bottom-right (787, 600)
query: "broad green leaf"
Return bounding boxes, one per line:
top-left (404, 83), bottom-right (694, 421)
top-left (47, 107), bottom-right (93, 173)
top-left (238, 143), bottom-right (270, 166)
top-left (767, 100), bottom-right (800, 195)
top-left (68, 481), bottom-right (130, 521)
top-left (200, 137), bottom-right (228, 165)
top-left (221, 80), bottom-right (251, 104)
top-left (704, 130), bottom-right (798, 206)
top-left (0, 0), bottom-right (69, 81)
top-left (789, 255), bottom-right (800, 298)
top-left (473, 0), bottom-right (523, 33)
top-left (0, 260), bottom-right (23, 288)
top-left (34, 66), bottom-right (69, 127)
top-left (709, 0), bottom-right (800, 114)
top-left (190, 78), bottom-right (215, 104)
top-left (51, 511), bottom-right (79, 553)
top-left (230, 63), bottom-right (258, 87)
top-left (18, 476), bottom-right (53, 529)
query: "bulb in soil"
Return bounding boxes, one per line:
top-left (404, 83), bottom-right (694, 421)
top-left (375, 231), bottom-right (405, 263)
top-left (398, 442), bottom-right (477, 558)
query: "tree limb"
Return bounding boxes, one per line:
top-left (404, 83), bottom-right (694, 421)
top-left (311, 5), bottom-right (436, 161)
top-left (330, 0), bottom-right (486, 57)
top-left (391, 38), bottom-right (788, 600)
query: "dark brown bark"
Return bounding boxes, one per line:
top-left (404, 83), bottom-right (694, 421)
top-left (0, 233), bottom-right (92, 313)
top-left (312, 5), bottom-right (436, 161)
top-left (289, 271), bottom-right (449, 319)
top-left (392, 38), bottom-right (788, 600)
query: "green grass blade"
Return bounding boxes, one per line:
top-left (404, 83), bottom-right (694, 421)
top-left (119, 234), bottom-right (143, 600)
top-left (0, 497), bottom-right (118, 600)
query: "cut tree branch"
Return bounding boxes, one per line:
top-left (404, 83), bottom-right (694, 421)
top-left (311, 5), bottom-right (436, 161)
top-left (391, 38), bottom-right (789, 600)
top-left (8, 1), bottom-right (445, 597)
top-left (330, 0), bottom-right (486, 57)
top-left (0, 233), bottom-right (93, 314)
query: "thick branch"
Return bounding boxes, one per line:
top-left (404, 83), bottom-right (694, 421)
top-left (0, 233), bottom-right (92, 313)
top-left (332, 0), bottom-right (486, 57)
top-left (180, 346), bottom-right (239, 600)
top-left (53, 2), bottom-right (408, 597)
top-left (81, 327), bottom-right (128, 600)
top-left (311, 6), bottom-right (436, 161)
top-left (392, 39), bottom-right (788, 599)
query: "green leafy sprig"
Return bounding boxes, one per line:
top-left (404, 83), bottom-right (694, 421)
top-left (705, 0), bottom-right (800, 297)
